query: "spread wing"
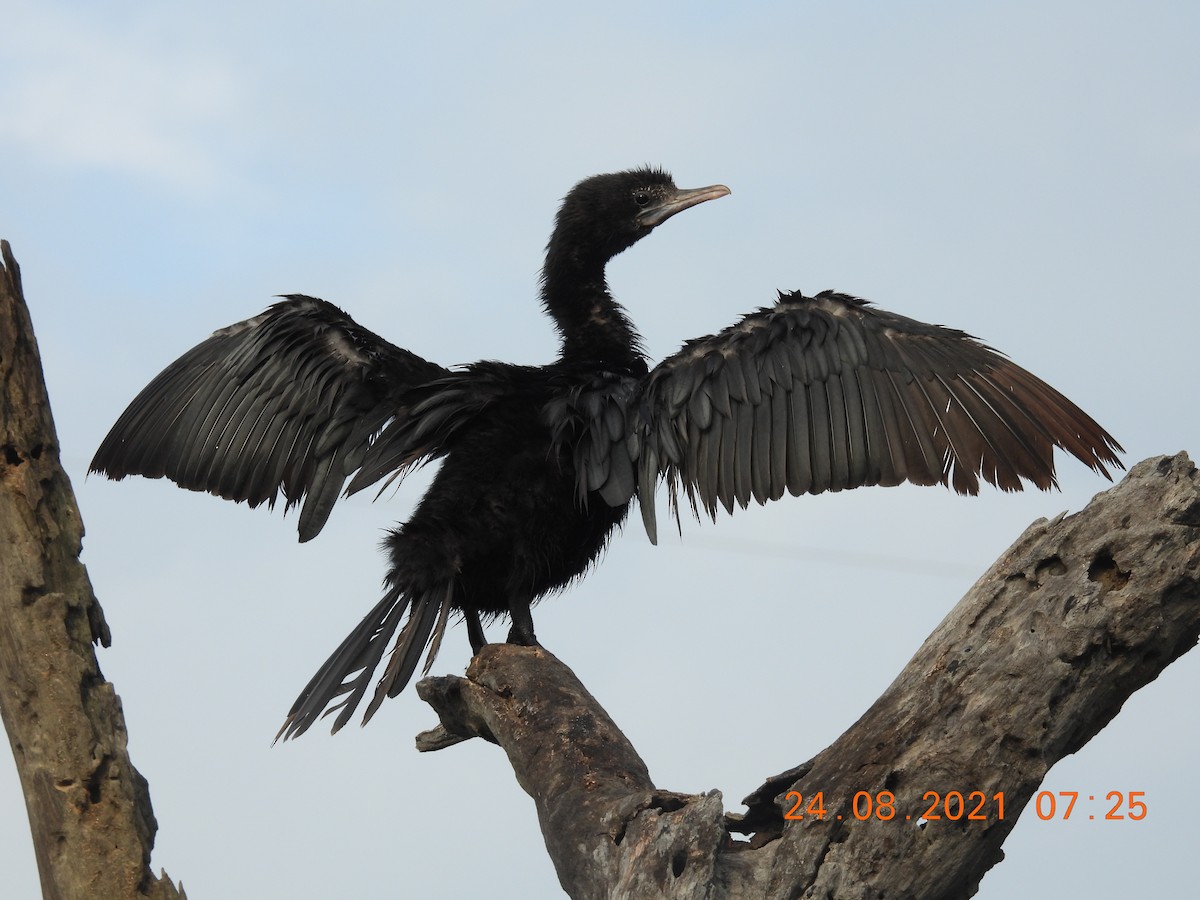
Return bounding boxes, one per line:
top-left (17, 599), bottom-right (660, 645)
top-left (90, 294), bottom-right (449, 542)
top-left (601, 290), bottom-right (1123, 542)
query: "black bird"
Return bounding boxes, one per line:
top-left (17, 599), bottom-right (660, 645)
top-left (90, 167), bottom-right (1123, 738)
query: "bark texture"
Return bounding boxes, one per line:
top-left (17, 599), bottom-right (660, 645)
top-left (0, 241), bottom-right (185, 899)
top-left (419, 452), bottom-right (1200, 899)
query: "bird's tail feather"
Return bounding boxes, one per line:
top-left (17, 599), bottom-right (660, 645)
top-left (276, 581), bottom-right (454, 740)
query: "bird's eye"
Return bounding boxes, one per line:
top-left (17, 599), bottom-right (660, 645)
top-left (633, 191), bottom-right (651, 207)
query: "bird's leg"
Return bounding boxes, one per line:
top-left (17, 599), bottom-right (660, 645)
top-left (466, 609), bottom-right (487, 654)
top-left (505, 595), bottom-right (539, 647)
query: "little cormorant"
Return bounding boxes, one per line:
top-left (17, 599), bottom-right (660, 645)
top-left (90, 167), bottom-right (1123, 738)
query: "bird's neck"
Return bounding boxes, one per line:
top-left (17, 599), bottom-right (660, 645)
top-left (540, 257), bottom-right (645, 369)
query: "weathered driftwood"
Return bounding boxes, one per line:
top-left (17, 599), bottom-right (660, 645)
top-left (0, 241), bottom-right (185, 900)
top-left (418, 452), bottom-right (1200, 899)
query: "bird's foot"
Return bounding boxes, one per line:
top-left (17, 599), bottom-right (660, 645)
top-left (505, 624), bottom-right (540, 647)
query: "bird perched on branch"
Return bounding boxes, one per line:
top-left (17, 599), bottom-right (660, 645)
top-left (91, 167), bottom-right (1122, 738)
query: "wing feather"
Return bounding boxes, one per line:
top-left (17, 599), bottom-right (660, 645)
top-left (768, 382), bottom-right (789, 501)
top-left (734, 396), bottom-right (755, 508)
top-left (614, 290), bottom-right (1122, 542)
top-left (786, 381), bottom-right (813, 496)
top-left (91, 295), bottom-right (448, 541)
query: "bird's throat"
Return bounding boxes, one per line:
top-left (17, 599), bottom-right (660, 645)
top-left (542, 278), bottom-right (644, 368)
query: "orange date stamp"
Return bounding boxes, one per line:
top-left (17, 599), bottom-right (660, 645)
top-left (782, 790), bottom-right (1147, 823)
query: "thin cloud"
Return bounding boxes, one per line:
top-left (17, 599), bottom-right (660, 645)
top-left (0, 4), bottom-right (243, 194)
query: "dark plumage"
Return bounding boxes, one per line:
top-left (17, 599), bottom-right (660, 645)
top-left (90, 167), bottom-right (1123, 738)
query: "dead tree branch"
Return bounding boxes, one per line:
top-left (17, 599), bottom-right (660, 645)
top-left (419, 452), bottom-right (1200, 899)
top-left (0, 241), bottom-right (185, 900)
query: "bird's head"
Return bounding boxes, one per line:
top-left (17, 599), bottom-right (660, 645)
top-left (546, 167), bottom-right (730, 270)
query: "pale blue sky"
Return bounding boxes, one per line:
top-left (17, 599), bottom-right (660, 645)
top-left (2, 2), bottom-right (1197, 897)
